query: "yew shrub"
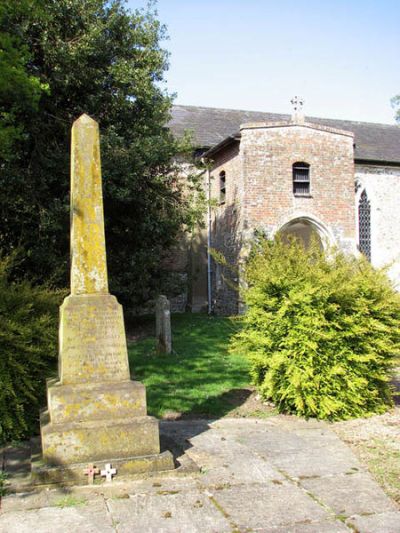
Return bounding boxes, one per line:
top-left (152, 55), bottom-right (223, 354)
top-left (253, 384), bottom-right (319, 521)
top-left (0, 258), bottom-right (61, 443)
top-left (232, 237), bottom-right (400, 420)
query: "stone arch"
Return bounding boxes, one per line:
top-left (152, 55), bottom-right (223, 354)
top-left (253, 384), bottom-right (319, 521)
top-left (276, 215), bottom-right (334, 251)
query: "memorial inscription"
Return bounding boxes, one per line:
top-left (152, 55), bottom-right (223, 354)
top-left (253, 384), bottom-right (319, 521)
top-left (59, 295), bottom-right (130, 384)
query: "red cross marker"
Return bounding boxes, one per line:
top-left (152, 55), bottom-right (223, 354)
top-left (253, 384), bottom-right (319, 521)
top-left (83, 463), bottom-right (100, 484)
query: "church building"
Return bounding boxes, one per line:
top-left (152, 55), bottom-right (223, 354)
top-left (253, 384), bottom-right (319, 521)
top-left (169, 102), bottom-right (400, 315)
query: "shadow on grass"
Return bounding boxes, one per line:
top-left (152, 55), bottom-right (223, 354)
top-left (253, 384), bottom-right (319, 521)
top-left (128, 313), bottom-right (251, 419)
top-left (168, 388), bottom-right (253, 420)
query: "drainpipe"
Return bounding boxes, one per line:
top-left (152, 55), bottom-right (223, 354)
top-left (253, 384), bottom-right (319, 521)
top-left (206, 167), bottom-right (212, 314)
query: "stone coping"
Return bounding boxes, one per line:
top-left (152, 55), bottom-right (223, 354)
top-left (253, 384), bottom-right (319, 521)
top-left (240, 120), bottom-right (355, 138)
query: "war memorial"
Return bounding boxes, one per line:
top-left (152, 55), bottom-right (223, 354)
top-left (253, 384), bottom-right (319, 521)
top-left (31, 114), bottom-right (174, 485)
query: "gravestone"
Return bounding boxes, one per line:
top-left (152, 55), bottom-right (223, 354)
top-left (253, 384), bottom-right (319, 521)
top-left (32, 114), bottom-right (174, 484)
top-left (156, 295), bottom-right (172, 354)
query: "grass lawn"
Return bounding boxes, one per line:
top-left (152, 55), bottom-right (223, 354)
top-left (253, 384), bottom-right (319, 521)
top-left (128, 313), bottom-right (252, 418)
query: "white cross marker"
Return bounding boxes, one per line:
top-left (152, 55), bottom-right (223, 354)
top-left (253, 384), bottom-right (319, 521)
top-left (100, 463), bottom-right (117, 482)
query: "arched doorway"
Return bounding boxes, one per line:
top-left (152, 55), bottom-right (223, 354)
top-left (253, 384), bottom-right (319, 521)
top-left (278, 217), bottom-right (332, 250)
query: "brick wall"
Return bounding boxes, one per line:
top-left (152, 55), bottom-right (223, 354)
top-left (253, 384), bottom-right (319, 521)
top-left (209, 142), bottom-right (242, 315)
top-left (240, 121), bottom-right (356, 252)
top-left (208, 119), bottom-right (357, 314)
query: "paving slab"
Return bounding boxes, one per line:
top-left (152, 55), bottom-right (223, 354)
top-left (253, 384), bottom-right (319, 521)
top-left (2, 444), bottom-right (34, 493)
top-left (0, 499), bottom-right (113, 533)
top-left (0, 484), bottom-right (111, 513)
top-left (107, 488), bottom-right (232, 533)
top-left (186, 429), bottom-right (285, 485)
top-left (269, 443), bottom-right (361, 478)
top-left (301, 472), bottom-right (397, 517)
top-left (209, 481), bottom-right (330, 530)
top-left (346, 511), bottom-right (400, 533)
top-left (222, 423), bottom-right (362, 479)
top-left (222, 425), bottom-right (346, 458)
top-left (123, 475), bottom-right (200, 496)
top-left (1, 417), bottom-right (398, 532)
top-left (259, 521), bottom-right (352, 532)
top-left (172, 419), bottom-right (362, 478)
top-left (0, 491), bottom-right (52, 513)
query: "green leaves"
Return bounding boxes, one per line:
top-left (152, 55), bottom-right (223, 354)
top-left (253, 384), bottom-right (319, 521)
top-left (391, 95), bottom-right (400, 122)
top-left (0, 257), bottom-right (63, 443)
top-left (0, 0), bottom-right (47, 161)
top-left (232, 237), bottom-right (400, 420)
top-left (0, 0), bottom-right (204, 308)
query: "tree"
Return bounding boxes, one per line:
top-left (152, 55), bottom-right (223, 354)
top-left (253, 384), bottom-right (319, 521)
top-left (392, 94), bottom-right (400, 123)
top-left (0, 0), bottom-right (204, 309)
top-left (0, 0), bottom-right (47, 160)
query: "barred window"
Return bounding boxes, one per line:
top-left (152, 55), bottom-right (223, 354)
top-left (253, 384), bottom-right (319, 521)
top-left (219, 171), bottom-right (226, 204)
top-left (293, 162), bottom-right (310, 196)
top-left (358, 189), bottom-right (371, 261)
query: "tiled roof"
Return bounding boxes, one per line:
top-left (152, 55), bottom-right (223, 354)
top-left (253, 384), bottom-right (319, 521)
top-left (169, 105), bottom-right (400, 164)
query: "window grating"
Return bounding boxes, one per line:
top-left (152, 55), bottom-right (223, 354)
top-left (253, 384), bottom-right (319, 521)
top-left (293, 162), bottom-right (310, 195)
top-left (358, 190), bottom-right (371, 261)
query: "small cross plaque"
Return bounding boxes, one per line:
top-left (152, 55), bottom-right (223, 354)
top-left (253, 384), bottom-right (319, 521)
top-left (101, 463), bottom-right (117, 482)
top-left (84, 463), bottom-right (100, 484)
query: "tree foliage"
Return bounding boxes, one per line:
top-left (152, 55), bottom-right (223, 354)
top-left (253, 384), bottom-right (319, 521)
top-left (392, 94), bottom-right (400, 123)
top-left (0, 0), bottom-right (204, 308)
top-left (232, 237), bottom-right (400, 420)
top-left (0, 0), bottom-right (47, 160)
top-left (0, 257), bottom-right (62, 443)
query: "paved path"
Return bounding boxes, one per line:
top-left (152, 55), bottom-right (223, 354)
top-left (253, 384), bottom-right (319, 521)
top-left (1, 417), bottom-right (399, 532)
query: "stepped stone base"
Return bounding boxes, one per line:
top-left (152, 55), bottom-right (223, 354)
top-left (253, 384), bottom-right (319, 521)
top-left (40, 411), bottom-right (162, 464)
top-left (46, 379), bottom-right (147, 423)
top-left (31, 442), bottom-right (174, 486)
top-left (36, 376), bottom-right (175, 481)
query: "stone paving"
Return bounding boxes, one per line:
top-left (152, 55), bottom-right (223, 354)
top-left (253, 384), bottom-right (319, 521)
top-left (1, 416), bottom-right (399, 533)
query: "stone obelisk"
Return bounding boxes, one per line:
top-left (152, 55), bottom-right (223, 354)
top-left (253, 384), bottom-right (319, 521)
top-left (33, 114), bottom-right (173, 484)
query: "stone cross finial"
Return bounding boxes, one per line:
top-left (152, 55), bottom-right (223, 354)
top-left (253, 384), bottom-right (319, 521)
top-left (290, 96), bottom-right (304, 112)
top-left (84, 463), bottom-right (100, 484)
top-left (70, 114), bottom-right (109, 295)
top-left (101, 463), bottom-right (117, 482)
top-left (290, 96), bottom-right (305, 124)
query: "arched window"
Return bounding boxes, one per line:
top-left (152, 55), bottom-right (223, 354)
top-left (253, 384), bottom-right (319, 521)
top-left (358, 189), bottom-right (371, 261)
top-left (293, 162), bottom-right (310, 196)
top-left (219, 171), bottom-right (226, 204)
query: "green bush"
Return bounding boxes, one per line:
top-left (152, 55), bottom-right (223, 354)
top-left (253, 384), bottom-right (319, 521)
top-left (0, 258), bottom-right (62, 443)
top-left (232, 237), bottom-right (400, 420)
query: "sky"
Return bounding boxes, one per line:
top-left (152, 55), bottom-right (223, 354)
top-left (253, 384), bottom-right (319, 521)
top-left (128, 0), bottom-right (400, 124)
